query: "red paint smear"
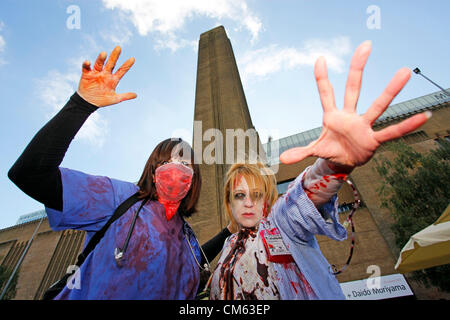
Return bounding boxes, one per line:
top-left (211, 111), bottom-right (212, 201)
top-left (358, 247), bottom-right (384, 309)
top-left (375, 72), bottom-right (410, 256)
top-left (290, 281), bottom-right (299, 294)
top-left (263, 201), bottom-right (268, 217)
top-left (219, 228), bottom-right (256, 299)
top-left (306, 193), bottom-right (315, 201)
top-left (87, 176), bottom-right (110, 194)
top-left (233, 174), bottom-right (243, 190)
top-left (254, 252), bottom-right (269, 287)
top-left (299, 272), bottom-right (315, 295)
top-left (155, 164), bottom-right (193, 220)
top-left (260, 229), bottom-right (295, 264)
top-left (331, 173), bottom-right (347, 181)
top-left (158, 197), bottom-right (180, 220)
top-left (156, 167), bottom-right (191, 200)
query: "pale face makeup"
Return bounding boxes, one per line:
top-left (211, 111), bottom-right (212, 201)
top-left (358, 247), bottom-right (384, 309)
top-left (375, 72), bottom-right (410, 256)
top-left (158, 157), bottom-right (193, 169)
top-left (230, 176), bottom-right (265, 229)
top-left (163, 142), bottom-right (194, 170)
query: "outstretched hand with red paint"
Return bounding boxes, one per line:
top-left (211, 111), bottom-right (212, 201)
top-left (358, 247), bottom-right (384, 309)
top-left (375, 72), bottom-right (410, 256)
top-left (77, 46), bottom-right (137, 107)
top-left (280, 41), bottom-right (431, 171)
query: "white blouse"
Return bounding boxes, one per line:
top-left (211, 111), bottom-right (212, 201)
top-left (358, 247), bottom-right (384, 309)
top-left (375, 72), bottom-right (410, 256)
top-left (209, 227), bottom-right (281, 300)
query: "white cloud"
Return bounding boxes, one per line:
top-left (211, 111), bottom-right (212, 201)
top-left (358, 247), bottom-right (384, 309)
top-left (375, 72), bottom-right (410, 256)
top-left (101, 0), bottom-right (262, 50)
top-left (100, 11), bottom-right (133, 45)
top-left (154, 33), bottom-right (197, 52)
top-left (35, 70), bottom-right (108, 148)
top-left (0, 21), bottom-right (6, 66)
top-left (102, 27), bottom-right (133, 45)
top-left (238, 36), bottom-right (352, 84)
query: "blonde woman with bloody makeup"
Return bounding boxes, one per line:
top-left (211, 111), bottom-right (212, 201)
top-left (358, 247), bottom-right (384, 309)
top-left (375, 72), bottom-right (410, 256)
top-left (209, 41), bottom-right (431, 300)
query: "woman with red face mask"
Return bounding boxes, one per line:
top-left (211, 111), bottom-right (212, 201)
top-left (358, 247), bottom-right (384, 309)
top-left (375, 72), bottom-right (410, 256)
top-left (8, 47), bottom-right (229, 300)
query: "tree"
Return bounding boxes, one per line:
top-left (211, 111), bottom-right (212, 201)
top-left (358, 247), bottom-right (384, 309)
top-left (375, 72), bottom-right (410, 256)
top-left (0, 265), bottom-right (18, 300)
top-left (374, 138), bottom-right (450, 293)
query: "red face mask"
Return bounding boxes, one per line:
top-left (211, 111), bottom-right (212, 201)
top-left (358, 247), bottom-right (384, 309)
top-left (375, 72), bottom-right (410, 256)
top-left (155, 162), bottom-right (194, 220)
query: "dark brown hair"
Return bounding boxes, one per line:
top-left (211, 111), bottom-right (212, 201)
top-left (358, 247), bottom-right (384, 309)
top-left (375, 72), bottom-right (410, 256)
top-left (137, 138), bottom-right (201, 218)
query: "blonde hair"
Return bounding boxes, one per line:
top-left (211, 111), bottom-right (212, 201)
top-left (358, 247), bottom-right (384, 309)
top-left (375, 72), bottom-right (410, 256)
top-left (224, 162), bottom-right (278, 230)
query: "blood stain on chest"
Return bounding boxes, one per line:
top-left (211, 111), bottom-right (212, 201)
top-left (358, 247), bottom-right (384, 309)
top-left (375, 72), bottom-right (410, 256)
top-left (254, 252), bottom-right (269, 287)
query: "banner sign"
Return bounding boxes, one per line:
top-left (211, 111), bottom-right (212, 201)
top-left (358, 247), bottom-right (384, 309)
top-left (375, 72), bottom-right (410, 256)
top-left (340, 273), bottom-right (414, 300)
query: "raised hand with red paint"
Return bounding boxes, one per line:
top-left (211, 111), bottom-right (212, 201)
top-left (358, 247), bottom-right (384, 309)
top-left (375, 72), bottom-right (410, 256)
top-left (77, 46), bottom-right (137, 107)
top-left (280, 41), bottom-right (431, 172)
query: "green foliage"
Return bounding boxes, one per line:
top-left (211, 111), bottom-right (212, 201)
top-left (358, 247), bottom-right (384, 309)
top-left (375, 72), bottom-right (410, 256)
top-left (0, 265), bottom-right (18, 300)
top-left (374, 138), bottom-right (450, 293)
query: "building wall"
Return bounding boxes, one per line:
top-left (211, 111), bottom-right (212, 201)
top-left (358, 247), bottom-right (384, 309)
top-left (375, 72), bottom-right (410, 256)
top-left (352, 104), bottom-right (449, 259)
top-left (0, 219), bottom-right (85, 300)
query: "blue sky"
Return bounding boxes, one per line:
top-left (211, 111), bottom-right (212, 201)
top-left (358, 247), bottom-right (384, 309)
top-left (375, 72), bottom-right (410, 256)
top-left (0, 0), bottom-right (449, 229)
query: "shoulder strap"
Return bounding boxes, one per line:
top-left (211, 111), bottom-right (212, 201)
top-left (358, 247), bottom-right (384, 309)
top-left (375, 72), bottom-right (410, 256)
top-left (75, 191), bottom-right (142, 266)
